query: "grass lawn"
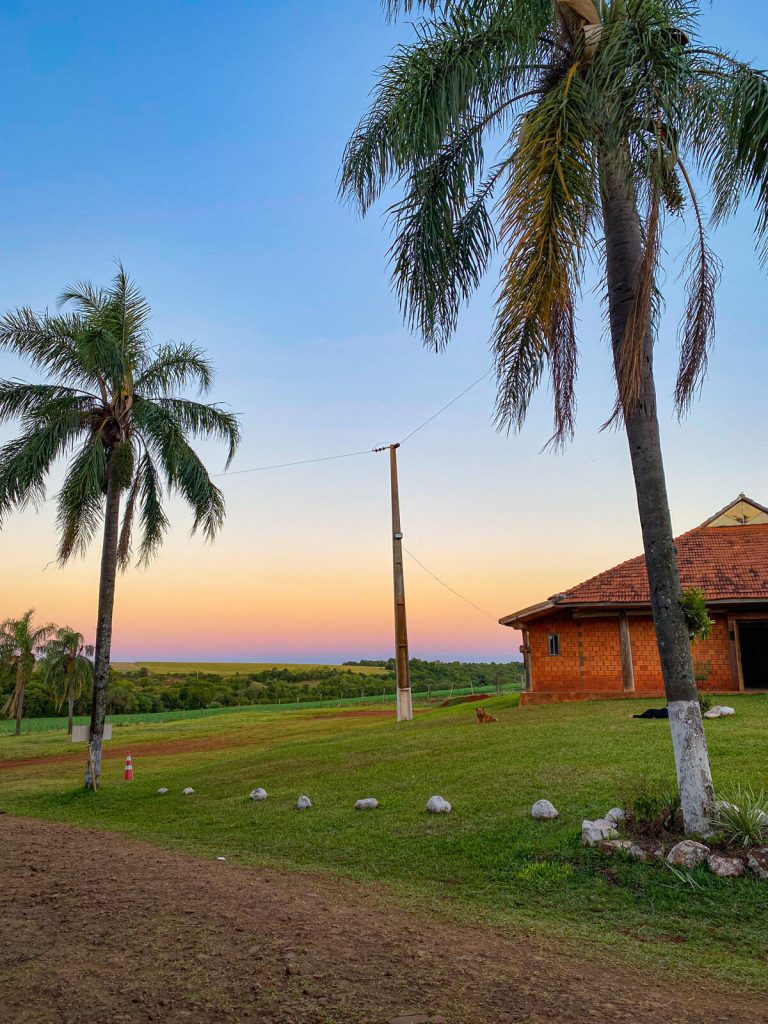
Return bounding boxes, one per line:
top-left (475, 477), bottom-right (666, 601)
top-left (2, 694), bottom-right (767, 988)
top-left (111, 660), bottom-right (387, 675)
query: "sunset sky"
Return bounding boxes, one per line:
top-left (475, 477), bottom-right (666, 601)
top-left (1, 1), bottom-right (767, 664)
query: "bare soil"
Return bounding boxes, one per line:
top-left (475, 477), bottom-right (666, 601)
top-left (1, 817), bottom-right (764, 1024)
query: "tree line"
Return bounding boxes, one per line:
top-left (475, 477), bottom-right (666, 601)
top-left (1, 653), bottom-right (524, 721)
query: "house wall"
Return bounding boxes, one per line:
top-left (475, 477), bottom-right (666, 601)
top-left (526, 611), bottom-right (738, 694)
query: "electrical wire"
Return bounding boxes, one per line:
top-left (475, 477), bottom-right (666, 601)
top-left (399, 368), bottom-right (493, 444)
top-left (403, 545), bottom-right (498, 622)
top-left (212, 448), bottom-right (373, 478)
top-left (214, 367), bottom-right (494, 478)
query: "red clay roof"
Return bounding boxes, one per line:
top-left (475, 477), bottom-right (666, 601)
top-left (558, 522), bottom-right (768, 605)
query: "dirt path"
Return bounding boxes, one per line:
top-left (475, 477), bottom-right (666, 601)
top-left (0, 710), bottom-right (393, 771)
top-left (0, 817), bottom-right (763, 1024)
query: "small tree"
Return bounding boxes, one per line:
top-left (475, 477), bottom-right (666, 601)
top-left (0, 610), bottom-right (55, 735)
top-left (0, 265), bottom-right (241, 783)
top-left (40, 628), bottom-right (94, 735)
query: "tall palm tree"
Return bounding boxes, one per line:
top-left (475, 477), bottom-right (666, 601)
top-left (40, 627), bottom-right (94, 735)
top-left (0, 265), bottom-right (241, 784)
top-left (0, 610), bottom-right (55, 735)
top-left (341, 0), bottom-right (768, 833)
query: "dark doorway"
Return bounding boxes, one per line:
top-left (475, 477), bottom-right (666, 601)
top-left (738, 622), bottom-right (768, 689)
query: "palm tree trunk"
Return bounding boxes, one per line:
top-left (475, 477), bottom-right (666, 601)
top-left (600, 152), bottom-right (714, 835)
top-left (67, 691), bottom-right (74, 736)
top-left (14, 666), bottom-right (24, 736)
top-left (85, 463), bottom-right (121, 789)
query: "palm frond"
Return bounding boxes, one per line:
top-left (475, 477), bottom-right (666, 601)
top-left (340, 1), bottom-right (551, 212)
top-left (493, 65), bottom-right (598, 444)
top-left (150, 398), bottom-right (240, 466)
top-left (56, 438), bottom-right (107, 563)
top-left (135, 343), bottom-right (214, 396)
top-left (137, 454), bottom-right (169, 566)
top-left (0, 380), bottom-right (95, 425)
top-left (0, 309), bottom-right (101, 389)
top-left (688, 57), bottom-right (768, 263)
top-left (117, 453), bottom-right (144, 570)
top-left (168, 441), bottom-right (226, 543)
top-left (0, 412), bottom-right (84, 525)
top-left (674, 162), bottom-right (721, 414)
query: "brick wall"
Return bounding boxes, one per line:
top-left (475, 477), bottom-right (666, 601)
top-left (527, 610), bottom-right (739, 693)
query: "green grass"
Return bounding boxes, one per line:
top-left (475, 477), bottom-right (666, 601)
top-left (111, 660), bottom-right (387, 676)
top-left (2, 694), bottom-right (767, 988)
top-left (0, 684), bottom-right (515, 735)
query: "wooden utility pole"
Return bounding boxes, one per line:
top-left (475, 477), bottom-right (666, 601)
top-left (378, 443), bottom-right (412, 721)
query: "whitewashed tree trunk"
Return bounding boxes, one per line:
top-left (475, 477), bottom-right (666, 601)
top-left (601, 152), bottom-right (714, 835)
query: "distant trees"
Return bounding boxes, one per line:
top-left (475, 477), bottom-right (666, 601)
top-left (40, 628), bottom-right (94, 735)
top-left (3, 659), bottom-right (525, 721)
top-left (0, 611), bottom-right (55, 735)
top-left (0, 265), bottom-right (241, 784)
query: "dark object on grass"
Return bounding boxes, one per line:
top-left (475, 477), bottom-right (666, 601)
top-left (633, 707), bottom-right (669, 719)
top-left (476, 707), bottom-right (498, 724)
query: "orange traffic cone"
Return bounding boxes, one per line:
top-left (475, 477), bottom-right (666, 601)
top-left (124, 752), bottom-right (133, 781)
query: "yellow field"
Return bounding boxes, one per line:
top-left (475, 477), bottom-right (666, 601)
top-left (111, 661), bottom-right (387, 676)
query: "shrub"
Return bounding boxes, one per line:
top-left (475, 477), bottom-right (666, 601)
top-left (682, 587), bottom-right (713, 642)
top-left (712, 786), bottom-right (768, 848)
top-left (629, 789), bottom-right (681, 833)
top-left (698, 693), bottom-right (714, 714)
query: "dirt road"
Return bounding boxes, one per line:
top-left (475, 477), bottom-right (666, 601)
top-left (0, 816), bottom-right (762, 1023)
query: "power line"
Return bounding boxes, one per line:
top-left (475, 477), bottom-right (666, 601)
top-left (399, 367), bottom-right (493, 444)
top-left (403, 545), bottom-right (497, 622)
top-left (212, 448), bottom-right (374, 478)
top-left (214, 367), bottom-right (494, 478)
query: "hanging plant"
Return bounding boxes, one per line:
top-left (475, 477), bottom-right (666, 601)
top-left (681, 587), bottom-right (713, 643)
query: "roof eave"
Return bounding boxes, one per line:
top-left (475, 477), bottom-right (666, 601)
top-left (499, 600), bottom-right (555, 627)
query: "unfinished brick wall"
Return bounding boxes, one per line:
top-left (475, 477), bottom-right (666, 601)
top-left (628, 614), bottom-right (733, 691)
top-left (527, 611), bottom-right (738, 693)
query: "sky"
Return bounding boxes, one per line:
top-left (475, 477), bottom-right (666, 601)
top-left (1, 1), bottom-right (767, 664)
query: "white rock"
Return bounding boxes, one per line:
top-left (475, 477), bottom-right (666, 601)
top-left (355, 798), bottom-right (379, 810)
top-left (531, 799), bottom-right (559, 820)
top-left (216, 856), bottom-right (226, 862)
top-left (707, 853), bottom-right (744, 878)
top-left (156, 787), bottom-right (168, 796)
top-left (426, 795), bottom-right (452, 814)
top-left (704, 705), bottom-right (736, 719)
top-left (605, 807), bottom-right (626, 824)
top-left (582, 819), bottom-right (618, 846)
top-left (295, 795), bottom-right (312, 810)
top-left (667, 840), bottom-right (709, 868)
top-left (182, 787), bottom-right (195, 796)
top-left (714, 798), bottom-right (737, 813)
top-left (747, 847), bottom-right (768, 880)
top-left (249, 787), bottom-right (268, 801)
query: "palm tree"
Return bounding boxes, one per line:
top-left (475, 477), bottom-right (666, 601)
top-left (341, 1), bottom-right (768, 833)
top-left (40, 627), bottom-right (94, 735)
top-left (0, 265), bottom-right (241, 784)
top-left (0, 610), bottom-right (55, 735)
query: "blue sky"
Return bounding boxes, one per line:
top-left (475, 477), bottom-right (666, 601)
top-left (1, 1), bottom-right (767, 663)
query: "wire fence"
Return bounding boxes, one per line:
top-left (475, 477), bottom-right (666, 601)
top-left (0, 682), bottom-right (521, 735)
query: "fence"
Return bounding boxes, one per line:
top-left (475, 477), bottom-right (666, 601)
top-left (0, 682), bottom-right (521, 735)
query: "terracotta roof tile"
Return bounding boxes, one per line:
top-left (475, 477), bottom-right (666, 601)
top-left (558, 523), bottom-right (768, 605)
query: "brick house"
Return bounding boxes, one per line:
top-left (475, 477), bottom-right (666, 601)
top-left (500, 495), bottom-right (768, 704)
